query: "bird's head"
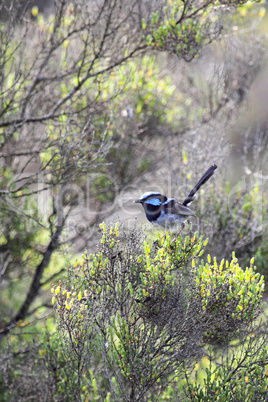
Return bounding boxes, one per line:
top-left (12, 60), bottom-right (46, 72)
top-left (134, 192), bottom-right (168, 223)
top-left (134, 191), bottom-right (162, 204)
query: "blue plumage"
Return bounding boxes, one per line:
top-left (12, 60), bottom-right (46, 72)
top-left (134, 164), bottom-right (217, 231)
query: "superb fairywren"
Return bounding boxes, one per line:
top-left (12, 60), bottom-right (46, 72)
top-left (135, 164), bottom-right (217, 231)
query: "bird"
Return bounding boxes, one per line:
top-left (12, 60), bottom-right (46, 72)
top-left (134, 164), bottom-right (217, 231)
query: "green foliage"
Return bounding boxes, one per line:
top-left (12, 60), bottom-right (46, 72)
top-left (255, 242), bottom-right (268, 279)
top-left (48, 223), bottom-right (265, 400)
top-left (144, 0), bottom-right (258, 60)
top-left (201, 172), bottom-right (268, 285)
top-left (1, 223), bottom-right (267, 400)
top-left (194, 253), bottom-right (264, 342)
top-left (0, 2), bottom-right (182, 342)
top-left (41, 330), bottom-right (110, 401)
top-left (182, 344), bottom-right (268, 401)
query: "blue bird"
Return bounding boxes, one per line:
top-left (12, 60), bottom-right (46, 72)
top-left (134, 164), bottom-right (217, 231)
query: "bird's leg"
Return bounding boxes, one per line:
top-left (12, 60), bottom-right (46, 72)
top-left (172, 223), bottom-right (185, 243)
top-left (179, 222), bottom-right (186, 235)
top-left (187, 219), bottom-right (192, 238)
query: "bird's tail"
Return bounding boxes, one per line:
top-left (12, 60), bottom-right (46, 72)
top-left (182, 164), bottom-right (217, 206)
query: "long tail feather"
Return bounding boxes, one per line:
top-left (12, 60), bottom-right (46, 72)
top-left (182, 164), bottom-right (217, 206)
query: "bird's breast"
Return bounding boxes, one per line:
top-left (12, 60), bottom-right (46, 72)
top-left (151, 210), bottom-right (186, 231)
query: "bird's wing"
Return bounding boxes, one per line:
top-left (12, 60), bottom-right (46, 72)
top-left (163, 199), bottom-right (197, 217)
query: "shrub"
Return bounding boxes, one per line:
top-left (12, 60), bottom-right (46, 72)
top-left (47, 223), bottom-right (265, 400)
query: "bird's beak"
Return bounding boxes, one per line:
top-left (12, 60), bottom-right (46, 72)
top-left (134, 199), bottom-right (141, 203)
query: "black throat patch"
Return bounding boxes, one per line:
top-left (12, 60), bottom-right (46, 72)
top-left (141, 194), bottom-right (167, 222)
